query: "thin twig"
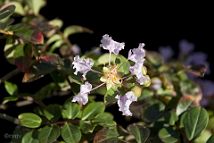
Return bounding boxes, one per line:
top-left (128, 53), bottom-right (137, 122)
top-left (0, 68), bottom-right (20, 85)
top-left (91, 69), bottom-right (102, 74)
top-left (91, 83), bottom-right (105, 92)
top-left (0, 113), bottom-right (19, 125)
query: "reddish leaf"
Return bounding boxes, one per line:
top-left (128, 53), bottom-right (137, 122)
top-left (31, 31), bottom-right (44, 45)
top-left (14, 57), bottom-right (32, 72)
top-left (36, 54), bottom-right (60, 64)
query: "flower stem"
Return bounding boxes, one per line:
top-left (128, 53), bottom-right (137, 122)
top-left (91, 83), bottom-right (105, 92)
top-left (0, 68), bottom-right (20, 85)
top-left (91, 69), bottom-right (102, 75)
top-left (109, 52), bottom-right (112, 66)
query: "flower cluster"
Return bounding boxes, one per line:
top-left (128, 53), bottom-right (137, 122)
top-left (71, 34), bottom-right (150, 116)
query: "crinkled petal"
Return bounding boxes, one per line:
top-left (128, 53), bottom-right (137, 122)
top-left (128, 43), bottom-right (145, 63)
top-left (137, 75), bottom-right (150, 85)
top-left (100, 34), bottom-right (125, 55)
top-left (80, 81), bottom-right (92, 94)
top-left (130, 63), bottom-right (150, 85)
top-left (72, 82), bottom-right (92, 105)
top-left (72, 56), bottom-right (94, 79)
top-left (72, 93), bottom-right (88, 105)
top-left (116, 91), bottom-right (137, 116)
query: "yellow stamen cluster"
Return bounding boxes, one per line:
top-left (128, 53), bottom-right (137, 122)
top-left (100, 65), bottom-right (122, 90)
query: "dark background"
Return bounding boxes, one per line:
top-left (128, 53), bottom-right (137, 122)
top-left (1, 1), bottom-right (214, 142)
top-left (40, 1), bottom-right (214, 79)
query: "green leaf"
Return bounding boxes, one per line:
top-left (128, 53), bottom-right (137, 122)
top-left (158, 127), bottom-right (179, 143)
top-left (207, 135), bottom-right (214, 143)
top-left (10, 2), bottom-right (25, 15)
top-left (182, 107), bottom-right (209, 141)
top-left (9, 24), bottom-right (34, 42)
top-left (194, 130), bottom-right (212, 143)
top-left (26, 0), bottom-right (46, 15)
top-left (62, 101), bottom-right (81, 119)
top-left (34, 83), bottom-right (57, 101)
top-left (96, 53), bottom-right (117, 65)
top-left (116, 55), bottom-right (130, 75)
top-left (2, 96), bottom-right (18, 104)
top-left (93, 127), bottom-right (119, 143)
top-left (4, 81), bottom-right (18, 95)
top-left (49, 19), bottom-right (63, 28)
top-left (41, 104), bottom-right (62, 121)
top-left (63, 25), bottom-right (92, 38)
top-left (143, 103), bottom-right (165, 122)
top-left (93, 112), bottom-right (116, 127)
top-left (127, 124), bottom-right (150, 143)
top-left (18, 113), bottom-right (42, 128)
top-left (80, 120), bottom-right (96, 134)
top-left (38, 125), bottom-right (60, 143)
top-left (22, 131), bottom-right (39, 143)
top-left (0, 5), bottom-right (15, 20)
top-left (46, 34), bottom-right (62, 45)
top-left (82, 102), bottom-right (105, 120)
top-left (164, 111), bottom-right (178, 126)
top-left (61, 123), bottom-right (81, 143)
top-left (176, 97), bottom-right (193, 116)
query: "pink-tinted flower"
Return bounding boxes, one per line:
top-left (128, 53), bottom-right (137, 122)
top-left (128, 43), bottom-right (145, 63)
top-left (72, 82), bottom-right (92, 105)
top-left (115, 91), bottom-right (137, 116)
top-left (72, 56), bottom-right (94, 79)
top-left (100, 34), bottom-right (125, 55)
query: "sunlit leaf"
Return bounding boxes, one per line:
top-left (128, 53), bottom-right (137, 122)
top-left (61, 123), bottom-right (81, 143)
top-left (207, 135), bottom-right (214, 143)
top-left (158, 127), bottom-right (179, 143)
top-left (0, 4), bottom-right (15, 20)
top-left (22, 131), bottom-right (39, 143)
top-left (63, 25), bottom-right (92, 38)
top-left (10, 2), bottom-right (25, 15)
top-left (26, 0), bottom-right (46, 15)
top-left (4, 81), bottom-right (18, 95)
top-left (62, 101), bottom-right (81, 119)
top-left (19, 113), bottom-right (42, 128)
top-left (176, 96), bottom-right (193, 116)
top-left (82, 102), bottom-right (105, 120)
top-left (181, 107), bottom-right (209, 141)
top-left (38, 125), bottom-right (60, 143)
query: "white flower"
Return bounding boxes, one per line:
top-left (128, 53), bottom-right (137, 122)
top-left (100, 34), bottom-right (125, 55)
top-left (128, 43), bottom-right (145, 63)
top-left (72, 56), bottom-right (94, 79)
top-left (129, 63), bottom-right (150, 85)
top-left (137, 75), bottom-right (150, 86)
top-left (72, 82), bottom-right (92, 105)
top-left (116, 91), bottom-right (137, 116)
top-left (130, 63), bottom-right (143, 78)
